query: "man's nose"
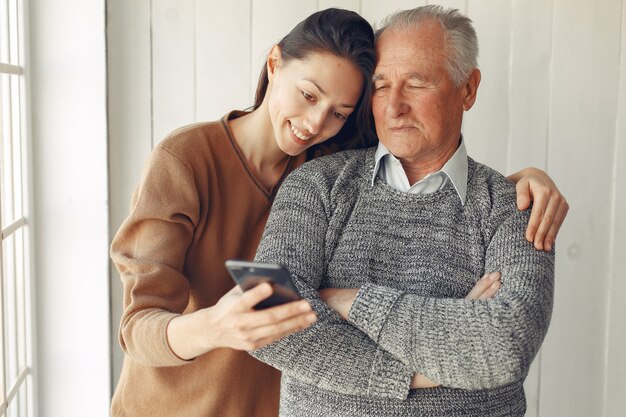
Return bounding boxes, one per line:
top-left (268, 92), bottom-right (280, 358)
top-left (303, 108), bottom-right (325, 135)
top-left (387, 87), bottom-right (409, 117)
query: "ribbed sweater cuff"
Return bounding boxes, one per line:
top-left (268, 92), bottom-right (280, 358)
top-left (368, 347), bottom-right (412, 400)
top-left (161, 313), bottom-right (196, 365)
top-left (136, 310), bottom-right (194, 366)
top-left (348, 283), bottom-right (403, 342)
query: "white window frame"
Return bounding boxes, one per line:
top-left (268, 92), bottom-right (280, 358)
top-left (0, 0), bottom-right (35, 415)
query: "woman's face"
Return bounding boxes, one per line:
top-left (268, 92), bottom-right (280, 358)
top-left (266, 50), bottom-right (364, 155)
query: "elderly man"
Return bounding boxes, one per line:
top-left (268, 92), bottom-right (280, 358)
top-left (252, 5), bottom-right (554, 417)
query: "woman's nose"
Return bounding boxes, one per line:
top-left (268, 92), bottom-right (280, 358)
top-left (303, 108), bottom-right (325, 135)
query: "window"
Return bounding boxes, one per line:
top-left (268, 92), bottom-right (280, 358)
top-left (0, 0), bottom-right (33, 415)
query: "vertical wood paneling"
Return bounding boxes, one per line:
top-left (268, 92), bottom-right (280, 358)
top-left (463, 1), bottom-right (512, 174)
top-left (506, 0), bottom-right (553, 173)
top-left (249, 0), bottom-right (318, 100)
top-left (605, 3), bottom-right (626, 415)
top-left (605, 131), bottom-right (626, 417)
top-left (361, 0), bottom-right (428, 29)
top-left (540, 0), bottom-right (622, 415)
top-left (195, 0), bottom-right (251, 119)
top-left (318, 0), bottom-right (360, 12)
top-left (428, 0), bottom-right (467, 13)
top-left (152, 0), bottom-right (196, 143)
top-left (106, 0), bottom-right (153, 387)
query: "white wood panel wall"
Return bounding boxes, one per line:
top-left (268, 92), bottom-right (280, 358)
top-left (107, 1), bottom-right (626, 415)
top-left (606, 5), bottom-right (626, 415)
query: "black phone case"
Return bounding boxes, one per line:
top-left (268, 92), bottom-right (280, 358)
top-left (225, 260), bottom-right (301, 309)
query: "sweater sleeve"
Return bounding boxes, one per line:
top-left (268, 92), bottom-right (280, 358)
top-left (348, 202), bottom-right (555, 390)
top-left (111, 145), bottom-right (200, 367)
top-left (251, 164), bottom-right (413, 400)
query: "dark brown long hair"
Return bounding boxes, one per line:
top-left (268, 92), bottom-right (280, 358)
top-left (253, 8), bottom-right (377, 151)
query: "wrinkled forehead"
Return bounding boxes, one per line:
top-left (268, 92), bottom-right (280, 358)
top-left (374, 25), bottom-right (447, 74)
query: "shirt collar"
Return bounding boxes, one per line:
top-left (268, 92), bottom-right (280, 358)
top-left (371, 136), bottom-right (468, 205)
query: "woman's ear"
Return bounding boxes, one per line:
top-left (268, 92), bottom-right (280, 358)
top-left (267, 45), bottom-right (282, 80)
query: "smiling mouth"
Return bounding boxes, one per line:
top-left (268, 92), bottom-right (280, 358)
top-left (290, 122), bottom-right (313, 141)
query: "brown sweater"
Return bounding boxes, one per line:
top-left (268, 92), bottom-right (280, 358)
top-left (110, 112), bottom-right (307, 417)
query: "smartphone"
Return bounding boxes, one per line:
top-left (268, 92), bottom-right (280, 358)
top-left (225, 260), bottom-right (302, 310)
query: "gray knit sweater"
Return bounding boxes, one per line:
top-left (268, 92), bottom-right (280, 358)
top-left (253, 147), bottom-right (554, 417)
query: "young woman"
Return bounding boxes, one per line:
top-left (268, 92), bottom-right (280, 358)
top-left (110, 8), bottom-right (567, 417)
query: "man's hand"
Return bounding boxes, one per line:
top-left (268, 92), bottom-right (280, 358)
top-left (464, 271), bottom-right (501, 300)
top-left (508, 167), bottom-right (569, 251)
top-left (410, 373), bottom-right (441, 389)
top-left (318, 288), bottom-right (360, 319)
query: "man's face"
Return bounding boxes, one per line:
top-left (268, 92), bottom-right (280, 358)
top-left (372, 21), bottom-right (477, 166)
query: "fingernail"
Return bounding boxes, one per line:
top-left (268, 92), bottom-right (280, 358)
top-left (306, 313), bottom-right (317, 322)
top-left (489, 272), bottom-right (499, 281)
top-left (490, 281), bottom-right (500, 289)
top-left (546, 243), bottom-right (552, 251)
top-left (299, 302), bottom-right (312, 312)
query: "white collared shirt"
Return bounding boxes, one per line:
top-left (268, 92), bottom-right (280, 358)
top-left (371, 138), bottom-right (468, 205)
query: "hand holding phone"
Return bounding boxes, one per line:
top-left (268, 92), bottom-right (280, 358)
top-left (225, 260), bottom-right (302, 310)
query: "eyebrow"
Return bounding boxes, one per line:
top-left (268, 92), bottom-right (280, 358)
top-left (303, 78), bottom-right (356, 109)
top-left (304, 78), bottom-right (326, 95)
top-left (372, 72), bottom-right (428, 82)
top-left (409, 72), bottom-right (428, 82)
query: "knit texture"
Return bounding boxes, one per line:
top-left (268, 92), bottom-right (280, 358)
top-left (253, 147), bottom-right (554, 416)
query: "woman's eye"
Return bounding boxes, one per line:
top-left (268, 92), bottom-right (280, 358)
top-left (332, 111), bottom-right (347, 120)
top-left (302, 91), bottom-right (315, 101)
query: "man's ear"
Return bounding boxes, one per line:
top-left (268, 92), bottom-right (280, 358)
top-left (462, 68), bottom-right (481, 111)
top-left (267, 45), bottom-right (282, 81)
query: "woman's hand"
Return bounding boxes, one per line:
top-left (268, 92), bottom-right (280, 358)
top-left (508, 167), bottom-right (569, 251)
top-left (166, 283), bottom-right (317, 360)
top-left (410, 272), bottom-right (501, 389)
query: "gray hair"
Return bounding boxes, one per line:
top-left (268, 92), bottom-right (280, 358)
top-left (376, 5), bottom-right (479, 87)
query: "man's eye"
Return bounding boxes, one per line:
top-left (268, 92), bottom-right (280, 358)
top-left (373, 83), bottom-right (389, 92)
